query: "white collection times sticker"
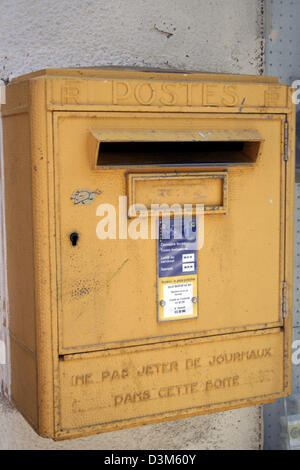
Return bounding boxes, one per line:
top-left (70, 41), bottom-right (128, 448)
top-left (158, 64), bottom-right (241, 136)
top-left (163, 281), bottom-right (194, 319)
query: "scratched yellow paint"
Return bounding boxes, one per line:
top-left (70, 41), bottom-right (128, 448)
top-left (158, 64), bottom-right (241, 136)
top-left (55, 113), bottom-right (285, 352)
top-left (0, 68), bottom-right (295, 439)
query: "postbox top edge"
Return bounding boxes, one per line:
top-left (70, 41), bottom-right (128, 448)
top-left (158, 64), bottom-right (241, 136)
top-left (9, 66), bottom-right (280, 85)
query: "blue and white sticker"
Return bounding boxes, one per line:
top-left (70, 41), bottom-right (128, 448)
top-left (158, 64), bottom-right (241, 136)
top-left (158, 217), bottom-right (198, 322)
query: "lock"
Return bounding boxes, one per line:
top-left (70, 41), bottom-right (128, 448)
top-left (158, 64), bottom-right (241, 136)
top-left (0, 68), bottom-right (295, 440)
top-left (70, 232), bottom-right (79, 246)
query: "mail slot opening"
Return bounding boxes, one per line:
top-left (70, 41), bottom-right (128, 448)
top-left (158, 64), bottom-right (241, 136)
top-left (96, 140), bottom-right (261, 167)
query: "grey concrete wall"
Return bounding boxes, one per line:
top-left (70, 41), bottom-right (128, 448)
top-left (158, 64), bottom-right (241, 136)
top-left (0, 0), bottom-right (265, 450)
top-left (0, 0), bottom-right (264, 82)
top-left (264, 0), bottom-right (300, 449)
top-left (0, 395), bottom-right (263, 450)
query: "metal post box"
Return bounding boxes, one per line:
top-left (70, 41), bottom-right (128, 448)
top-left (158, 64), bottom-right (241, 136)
top-left (0, 68), bottom-right (295, 439)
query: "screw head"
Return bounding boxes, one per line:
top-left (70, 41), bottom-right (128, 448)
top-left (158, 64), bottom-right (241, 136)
top-left (192, 297), bottom-right (197, 303)
top-left (160, 300), bottom-right (166, 307)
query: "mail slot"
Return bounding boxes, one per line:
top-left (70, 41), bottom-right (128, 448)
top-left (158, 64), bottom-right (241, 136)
top-left (0, 68), bottom-right (295, 439)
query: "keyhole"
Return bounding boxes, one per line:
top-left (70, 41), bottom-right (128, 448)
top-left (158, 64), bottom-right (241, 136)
top-left (70, 232), bottom-right (79, 246)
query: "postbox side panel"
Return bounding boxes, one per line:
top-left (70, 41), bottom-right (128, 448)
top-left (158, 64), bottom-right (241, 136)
top-left (56, 328), bottom-right (284, 437)
top-left (54, 112), bottom-right (285, 353)
top-left (2, 108), bottom-right (38, 429)
top-left (2, 112), bottom-right (36, 351)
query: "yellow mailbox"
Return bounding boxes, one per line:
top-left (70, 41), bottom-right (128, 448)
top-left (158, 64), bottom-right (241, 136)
top-left (0, 68), bottom-right (295, 439)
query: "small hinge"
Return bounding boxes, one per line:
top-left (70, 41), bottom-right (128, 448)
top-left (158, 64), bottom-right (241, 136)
top-left (283, 121), bottom-right (289, 161)
top-left (281, 281), bottom-right (288, 319)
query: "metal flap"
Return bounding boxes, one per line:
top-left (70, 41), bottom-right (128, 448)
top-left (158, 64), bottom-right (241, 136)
top-left (90, 128), bottom-right (264, 143)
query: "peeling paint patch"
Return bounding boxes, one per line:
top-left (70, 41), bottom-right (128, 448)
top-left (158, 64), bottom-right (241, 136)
top-left (71, 189), bottom-right (101, 205)
top-left (198, 132), bottom-right (207, 139)
top-left (239, 97), bottom-right (246, 113)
